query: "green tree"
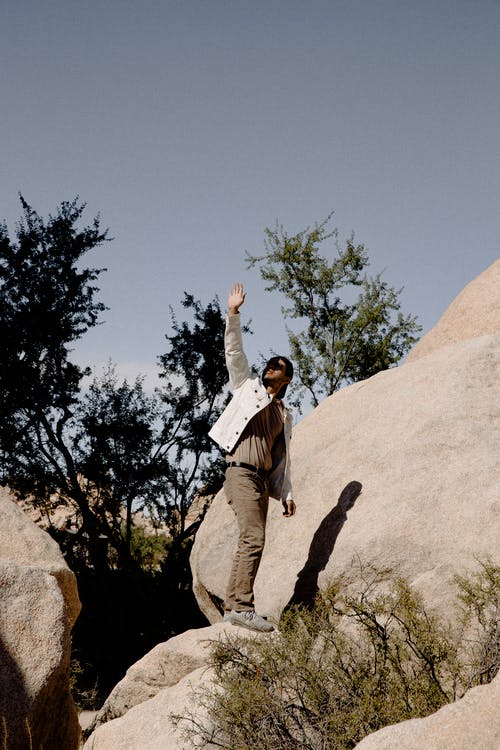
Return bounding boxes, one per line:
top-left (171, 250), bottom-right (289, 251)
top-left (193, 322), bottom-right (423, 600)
top-left (73, 293), bottom-right (232, 565)
top-left (72, 368), bottom-right (168, 570)
top-left (0, 197), bottom-right (229, 572)
top-left (0, 196), bottom-right (111, 570)
top-left (247, 213), bottom-right (422, 408)
top-left (63, 294), bottom-right (231, 570)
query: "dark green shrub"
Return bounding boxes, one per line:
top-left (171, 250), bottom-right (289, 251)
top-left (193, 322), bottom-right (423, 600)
top-left (178, 560), bottom-right (499, 750)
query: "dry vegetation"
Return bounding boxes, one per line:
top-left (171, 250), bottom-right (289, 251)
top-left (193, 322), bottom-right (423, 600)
top-left (177, 560), bottom-right (499, 750)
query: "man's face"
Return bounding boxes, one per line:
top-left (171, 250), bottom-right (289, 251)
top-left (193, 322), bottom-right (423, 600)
top-left (263, 358), bottom-right (291, 390)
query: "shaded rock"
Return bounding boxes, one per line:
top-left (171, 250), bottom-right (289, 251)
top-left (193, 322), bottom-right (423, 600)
top-left (353, 671), bottom-right (500, 749)
top-left (0, 488), bottom-right (81, 750)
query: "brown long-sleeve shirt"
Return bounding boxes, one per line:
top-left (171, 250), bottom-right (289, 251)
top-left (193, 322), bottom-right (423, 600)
top-left (226, 397), bottom-right (284, 470)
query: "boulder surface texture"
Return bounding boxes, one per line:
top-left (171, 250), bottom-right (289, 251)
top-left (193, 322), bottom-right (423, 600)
top-left (0, 488), bottom-right (81, 750)
top-left (85, 261), bottom-right (500, 750)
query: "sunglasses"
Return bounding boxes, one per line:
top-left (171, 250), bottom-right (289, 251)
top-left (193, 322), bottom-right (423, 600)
top-left (265, 362), bottom-right (285, 372)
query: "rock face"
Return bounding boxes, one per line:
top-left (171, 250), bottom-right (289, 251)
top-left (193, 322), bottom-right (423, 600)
top-left (0, 488), bottom-right (81, 750)
top-left (191, 261), bottom-right (500, 625)
top-left (353, 670), bottom-right (500, 749)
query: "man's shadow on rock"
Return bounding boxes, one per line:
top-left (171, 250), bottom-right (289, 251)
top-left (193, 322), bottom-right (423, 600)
top-left (284, 480), bottom-right (362, 612)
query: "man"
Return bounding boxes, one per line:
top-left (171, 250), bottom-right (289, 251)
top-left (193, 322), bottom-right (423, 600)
top-left (209, 282), bottom-right (296, 632)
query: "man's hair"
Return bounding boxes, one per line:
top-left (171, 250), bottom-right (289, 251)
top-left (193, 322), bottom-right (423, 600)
top-left (262, 356), bottom-right (294, 400)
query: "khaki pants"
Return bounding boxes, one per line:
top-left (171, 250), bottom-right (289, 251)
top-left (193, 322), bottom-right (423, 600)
top-left (224, 467), bottom-right (269, 612)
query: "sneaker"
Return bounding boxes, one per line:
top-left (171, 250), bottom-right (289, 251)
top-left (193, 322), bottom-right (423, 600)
top-left (229, 610), bottom-right (274, 633)
top-left (223, 609), bottom-right (268, 622)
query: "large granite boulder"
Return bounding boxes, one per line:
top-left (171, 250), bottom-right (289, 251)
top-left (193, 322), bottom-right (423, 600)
top-left (191, 261), bottom-right (500, 624)
top-left (353, 670), bottom-right (500, 749)
top-left (0, 488), bottom-right (81, 750)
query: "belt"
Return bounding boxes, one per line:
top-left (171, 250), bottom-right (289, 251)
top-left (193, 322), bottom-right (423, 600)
top-left (226, 461), bottom-right (269, 478)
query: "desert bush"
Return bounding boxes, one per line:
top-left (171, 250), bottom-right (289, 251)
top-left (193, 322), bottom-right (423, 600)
top-left (119, 523), bottom-right (170, 573)
top-left (455, 560), bottom-right (500, 687)
top-left (178, 560), bottom-right (499, 750)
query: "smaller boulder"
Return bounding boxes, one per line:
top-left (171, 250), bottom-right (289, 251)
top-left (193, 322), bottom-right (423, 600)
top-left (0, 489), bottom-right (81, 750)
top-left (84, 622), bottom-right (275, 749)
top-left (83, 666), bottom-right (216, 750)
top-left (87, 624), bottom-right (230, 733)
top-left (353, 670), bottom-right (500, 749)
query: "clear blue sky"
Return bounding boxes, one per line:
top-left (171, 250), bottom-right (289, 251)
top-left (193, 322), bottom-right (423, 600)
top-left (1, 0), bottom-right (499, 387)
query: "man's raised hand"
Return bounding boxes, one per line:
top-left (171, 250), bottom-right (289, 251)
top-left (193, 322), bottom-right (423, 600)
top-left (228, 282), bottom-right (246, 315)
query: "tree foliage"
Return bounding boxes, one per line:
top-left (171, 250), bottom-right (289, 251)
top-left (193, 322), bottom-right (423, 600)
top-left (247, 213), bottom-right (422, 408)
top-left (0, 196), bottom-right (111, 569)
top-left (72, 368), bottom-right (168, 569)
top-left (0, 197), bottom-right (229, 572)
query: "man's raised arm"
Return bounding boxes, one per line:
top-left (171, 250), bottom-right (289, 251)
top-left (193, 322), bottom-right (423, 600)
top-left (225, 283), bottom-right (250, 390)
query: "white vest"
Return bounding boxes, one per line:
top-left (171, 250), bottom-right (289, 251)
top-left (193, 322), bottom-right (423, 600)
top-left (208, 314), bottom-right (293, 501)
